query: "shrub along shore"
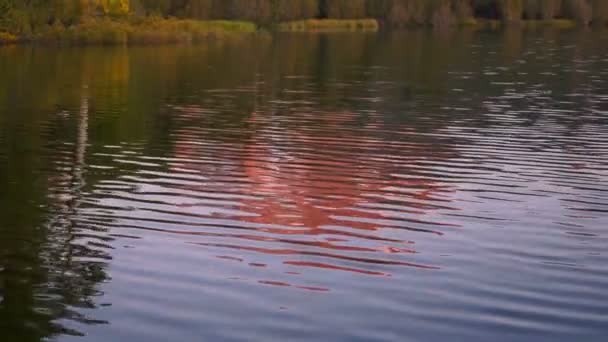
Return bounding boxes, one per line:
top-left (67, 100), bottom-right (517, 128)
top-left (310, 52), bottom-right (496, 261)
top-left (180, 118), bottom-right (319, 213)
top-left (1, 0), bottom-right (607, 45)
top-left (28, 18), bottom-right (256, 45)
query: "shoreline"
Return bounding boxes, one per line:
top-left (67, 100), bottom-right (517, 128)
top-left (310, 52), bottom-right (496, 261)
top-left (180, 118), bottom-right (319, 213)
top-left (0, 18), bottom-right (257, 46)
top-left (0, 18), bottom-right (599, 46)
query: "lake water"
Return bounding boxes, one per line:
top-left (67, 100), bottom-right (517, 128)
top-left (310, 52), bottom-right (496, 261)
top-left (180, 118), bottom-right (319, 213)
top-left (1, 30), bottom-right (607, 342)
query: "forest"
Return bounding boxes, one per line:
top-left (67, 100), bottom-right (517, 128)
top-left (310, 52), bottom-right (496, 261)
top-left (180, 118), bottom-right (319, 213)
top-left (1, 0), bottom-right (608, 43)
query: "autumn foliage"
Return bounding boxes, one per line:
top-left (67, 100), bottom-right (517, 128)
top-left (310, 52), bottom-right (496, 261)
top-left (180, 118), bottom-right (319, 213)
top-left (1, 0), bottom-right (608, 40)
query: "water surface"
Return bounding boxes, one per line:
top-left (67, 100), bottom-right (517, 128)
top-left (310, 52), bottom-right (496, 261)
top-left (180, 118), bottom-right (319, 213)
top-left (1, 30), bottom-right (607, 341)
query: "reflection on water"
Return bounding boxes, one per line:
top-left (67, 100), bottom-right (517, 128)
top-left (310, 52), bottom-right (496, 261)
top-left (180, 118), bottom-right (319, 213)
top-left (1, 30), bottom-right (608, 341)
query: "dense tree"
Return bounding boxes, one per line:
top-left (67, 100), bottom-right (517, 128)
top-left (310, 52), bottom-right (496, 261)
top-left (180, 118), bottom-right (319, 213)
top-left (1, 0), bottom-right (607, 37)
top-left (522, 0), bottom-right (563, 20)
top-left (563, 0), bottom-right (593, 25)
top-left (592, 0), bottom-right (608, 26)
top-left (322, 0), bottom-right (367, 19)
top-left (498, 0), bottom-right (524, 22)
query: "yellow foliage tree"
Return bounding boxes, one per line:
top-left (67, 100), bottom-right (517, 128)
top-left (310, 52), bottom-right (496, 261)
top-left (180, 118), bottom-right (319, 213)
top-left (106, 0), bottom-right (130, 15)
top-left (82, 0), bottom-right (129, 16)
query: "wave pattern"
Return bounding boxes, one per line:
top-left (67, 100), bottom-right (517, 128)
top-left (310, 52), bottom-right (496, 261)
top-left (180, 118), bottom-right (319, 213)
top-left (1, 32), bottom-right (608, 341)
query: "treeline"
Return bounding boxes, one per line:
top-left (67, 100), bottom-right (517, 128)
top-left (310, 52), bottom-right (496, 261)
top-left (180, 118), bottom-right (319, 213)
top-left (2, 0), bottom-right (608, 35)
top-left (0, 1), bottom-right (131, 35)
top-left (135, 0), bottom-right (608, 26)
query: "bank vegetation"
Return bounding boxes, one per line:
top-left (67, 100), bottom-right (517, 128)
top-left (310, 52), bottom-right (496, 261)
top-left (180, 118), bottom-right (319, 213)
top-left (1, 1), bottom-right (607, 44)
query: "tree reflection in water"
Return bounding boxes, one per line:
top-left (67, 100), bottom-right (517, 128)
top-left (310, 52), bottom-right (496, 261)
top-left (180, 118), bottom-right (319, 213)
top-left (0, 89), bottom-right (110, 341)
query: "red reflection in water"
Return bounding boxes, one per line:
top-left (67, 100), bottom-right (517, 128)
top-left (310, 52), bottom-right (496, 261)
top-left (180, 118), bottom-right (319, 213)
top-left (259, 280), bottom-right (291, 287)
top-left (240, 111), bottom-right (448, 235)
top-left (171, 106), bottom-right (453, 278)
top-left (217, 256), bottom-right (244, 262)
top-left (284, 261), bottom-right (389, 276)
top-left (258, 280), bottom-right (330, 293)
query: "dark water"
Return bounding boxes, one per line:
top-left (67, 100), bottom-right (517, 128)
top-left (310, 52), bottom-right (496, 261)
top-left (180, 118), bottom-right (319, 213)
top-left (1, 30), bottom-right (607, 342)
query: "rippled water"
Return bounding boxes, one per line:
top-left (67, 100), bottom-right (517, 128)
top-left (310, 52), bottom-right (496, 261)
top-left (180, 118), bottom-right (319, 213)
top-left (1, 30), bottom-right (607, 341)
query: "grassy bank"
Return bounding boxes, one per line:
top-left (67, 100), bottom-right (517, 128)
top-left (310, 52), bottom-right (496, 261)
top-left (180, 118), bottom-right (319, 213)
top-left (278, 19), bottom-right (379, 32)
top-left (0, 17), bottom-right (591, 46)
top-left (468, 19), bottom-right (578, 30)
top-left (3, 17), bottom-right (256, 45)
top-left (277, 17), bottom-right (579, 33)
top-left (2, 18), bottom-right (380, 45)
